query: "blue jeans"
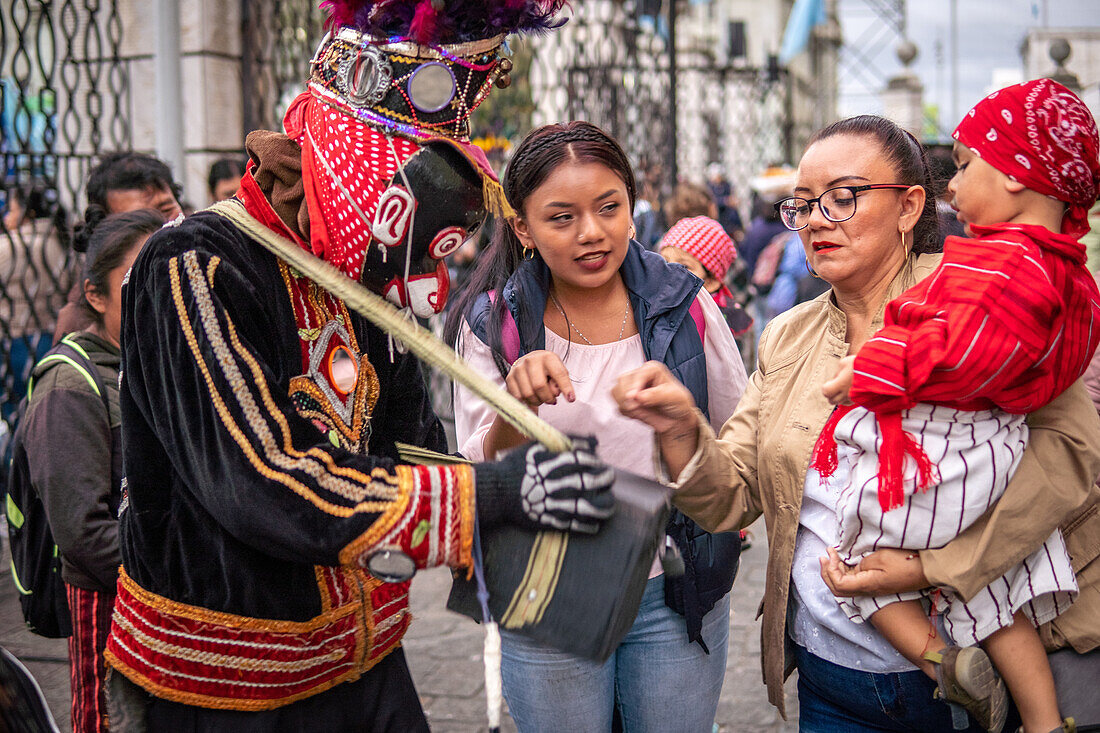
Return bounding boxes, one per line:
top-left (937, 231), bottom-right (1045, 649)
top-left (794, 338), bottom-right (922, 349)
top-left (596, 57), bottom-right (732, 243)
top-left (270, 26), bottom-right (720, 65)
top-left (795, 643), bottom-right (1018, 732)
top-left (501, 576), bottom-right (730, 733)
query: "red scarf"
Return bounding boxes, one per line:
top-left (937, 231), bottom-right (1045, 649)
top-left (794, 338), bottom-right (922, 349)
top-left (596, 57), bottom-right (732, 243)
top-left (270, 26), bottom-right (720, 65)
top-left (953, 78), bottom-right (1100, 239)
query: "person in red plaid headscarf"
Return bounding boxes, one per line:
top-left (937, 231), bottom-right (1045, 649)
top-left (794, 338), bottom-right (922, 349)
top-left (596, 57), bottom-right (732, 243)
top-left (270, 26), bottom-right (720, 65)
top-left (817, 78), bottom-right (1100, 733)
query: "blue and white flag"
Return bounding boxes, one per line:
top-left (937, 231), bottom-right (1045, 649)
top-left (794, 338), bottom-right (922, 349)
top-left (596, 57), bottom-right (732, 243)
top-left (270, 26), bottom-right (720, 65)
top-left (779, 0), bottom-right (826, 64)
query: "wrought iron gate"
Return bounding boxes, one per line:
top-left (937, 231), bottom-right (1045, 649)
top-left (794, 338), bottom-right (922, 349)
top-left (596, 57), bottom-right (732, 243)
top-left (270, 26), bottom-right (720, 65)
top-left (1, 0), bottom-right (131, 435)
top-left (241, 0), bottom-right (324, 135)
top-left (529, 0), bottom-right (791, 208)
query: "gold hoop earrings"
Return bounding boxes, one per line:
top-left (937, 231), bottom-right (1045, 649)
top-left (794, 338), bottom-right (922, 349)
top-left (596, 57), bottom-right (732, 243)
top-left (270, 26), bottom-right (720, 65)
top-left (900, 228), bottom-right (910, 253)
top-left (805, 260), bottom-right (822, 279)
top-left (523, 246), bottom-right (535, 261)
top-left (628, 225), bottom-right (637, 240)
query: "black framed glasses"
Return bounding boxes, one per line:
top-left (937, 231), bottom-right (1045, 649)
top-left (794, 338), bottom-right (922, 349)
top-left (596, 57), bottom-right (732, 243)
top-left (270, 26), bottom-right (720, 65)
top-left (774, 184), bottom-right (913, 231)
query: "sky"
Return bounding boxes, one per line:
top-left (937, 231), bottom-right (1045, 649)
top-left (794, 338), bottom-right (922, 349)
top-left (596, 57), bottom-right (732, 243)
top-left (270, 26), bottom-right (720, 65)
top-left (836, 0), bottom-right (1100, 137)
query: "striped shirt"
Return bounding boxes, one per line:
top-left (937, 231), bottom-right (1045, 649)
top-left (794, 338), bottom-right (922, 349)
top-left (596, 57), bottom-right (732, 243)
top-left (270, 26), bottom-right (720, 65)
top-left (850, 222), bottom-right (1100, 415)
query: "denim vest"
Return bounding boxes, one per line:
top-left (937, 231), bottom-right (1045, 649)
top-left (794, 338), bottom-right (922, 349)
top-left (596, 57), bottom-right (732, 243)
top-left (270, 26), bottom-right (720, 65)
top-left (467, 241), bottom-right (741, 648)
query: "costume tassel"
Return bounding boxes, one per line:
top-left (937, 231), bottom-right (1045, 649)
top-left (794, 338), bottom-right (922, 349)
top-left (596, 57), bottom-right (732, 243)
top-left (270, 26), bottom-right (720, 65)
top-left (485, 621), bottom-right (503, 733)
top-left (902, 427), bottom-right (940, 494)
top-left (483, 176), bottom-right (515, 219)
top-left (874, 411), bottom-right (938, 513)
top-left (809, 404), bottom-right (855, 481)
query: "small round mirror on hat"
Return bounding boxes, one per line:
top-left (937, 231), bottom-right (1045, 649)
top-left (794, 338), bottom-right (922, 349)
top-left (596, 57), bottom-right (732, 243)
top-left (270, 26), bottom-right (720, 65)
top-left (407, 61), bottom-right (457, 112)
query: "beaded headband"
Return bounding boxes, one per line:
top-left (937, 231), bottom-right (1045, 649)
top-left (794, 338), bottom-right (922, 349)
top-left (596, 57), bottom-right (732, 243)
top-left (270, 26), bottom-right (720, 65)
top-left (308, 28), bottom-right (513, 142)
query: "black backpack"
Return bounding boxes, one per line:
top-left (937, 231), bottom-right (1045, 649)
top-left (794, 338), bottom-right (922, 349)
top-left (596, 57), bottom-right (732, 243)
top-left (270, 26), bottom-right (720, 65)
top-left (4, 337), bottom-right (109, 638)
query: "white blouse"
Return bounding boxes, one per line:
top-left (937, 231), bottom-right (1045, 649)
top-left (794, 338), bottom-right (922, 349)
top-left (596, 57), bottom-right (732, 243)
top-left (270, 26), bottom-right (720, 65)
top-left (788, 460), bottom-right (947, 673)
top-left (455, 291), bottom-right (747, 577)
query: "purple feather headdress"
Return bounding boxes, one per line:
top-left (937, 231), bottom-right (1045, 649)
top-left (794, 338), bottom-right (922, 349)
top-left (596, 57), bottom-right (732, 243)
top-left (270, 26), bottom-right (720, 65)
top-left (320, 0), bottom-right (568, 46)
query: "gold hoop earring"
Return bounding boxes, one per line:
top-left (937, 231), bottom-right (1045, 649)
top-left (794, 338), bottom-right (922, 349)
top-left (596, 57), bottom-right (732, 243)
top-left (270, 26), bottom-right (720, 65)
top-left (523, 246), bottom-right (535, 261)
top-left (900, 228), bottom-right (910, 253)
top-left (805, 260), bottom-right (822, 280)
top-left (628, 225), bottom-right (637, 240)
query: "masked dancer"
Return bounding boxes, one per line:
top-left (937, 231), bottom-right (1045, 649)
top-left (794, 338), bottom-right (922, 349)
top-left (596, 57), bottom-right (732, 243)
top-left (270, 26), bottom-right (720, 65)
top-left (103, 2), bottom-right (614, 731)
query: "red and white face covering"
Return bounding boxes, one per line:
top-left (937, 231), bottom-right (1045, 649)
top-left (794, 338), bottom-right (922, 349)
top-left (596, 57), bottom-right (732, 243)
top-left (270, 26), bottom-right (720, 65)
top-left (282, 91), bottom-right (464, 316)
top-left (382, 262), bottom-right (451, 317)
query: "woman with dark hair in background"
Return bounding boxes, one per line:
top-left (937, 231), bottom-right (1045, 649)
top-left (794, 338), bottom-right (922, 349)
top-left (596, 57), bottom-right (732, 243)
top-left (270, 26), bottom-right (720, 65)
top-left (20, 208), bottom-right (160, 732)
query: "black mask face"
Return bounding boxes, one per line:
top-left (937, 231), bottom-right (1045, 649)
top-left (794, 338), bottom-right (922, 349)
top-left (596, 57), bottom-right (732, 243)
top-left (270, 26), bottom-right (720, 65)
top-left (360, 141), bottom-right (486, 316)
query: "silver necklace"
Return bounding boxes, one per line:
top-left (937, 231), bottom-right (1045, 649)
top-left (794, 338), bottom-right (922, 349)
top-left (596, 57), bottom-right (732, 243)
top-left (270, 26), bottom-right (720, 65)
top-left (549, 292), bottom-right (631, 346)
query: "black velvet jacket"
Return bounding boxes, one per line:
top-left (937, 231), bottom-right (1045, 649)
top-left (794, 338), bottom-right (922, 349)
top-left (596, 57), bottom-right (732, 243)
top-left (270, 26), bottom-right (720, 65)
top-left (106, 210), bottom-right (477, 710)
top-left (118, 211), bottom-right (451, 616)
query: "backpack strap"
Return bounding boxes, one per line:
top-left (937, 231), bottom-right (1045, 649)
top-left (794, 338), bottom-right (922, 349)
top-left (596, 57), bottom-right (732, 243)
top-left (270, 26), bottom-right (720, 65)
top-left (28, 337), bottom-right (111, 414)
top-left (487, 290), bottom-right (521, 365)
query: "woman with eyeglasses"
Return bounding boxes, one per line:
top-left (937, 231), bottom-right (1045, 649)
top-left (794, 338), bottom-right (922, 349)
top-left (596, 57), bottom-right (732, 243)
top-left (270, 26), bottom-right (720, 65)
top-left (612, 115), bottom-right (1100, 731)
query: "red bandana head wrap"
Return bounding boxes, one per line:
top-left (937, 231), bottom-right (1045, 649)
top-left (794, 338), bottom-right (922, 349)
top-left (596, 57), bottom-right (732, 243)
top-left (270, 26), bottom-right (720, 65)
top-left (284, 91), bottom-right (419, 281)
top-left (953, 78), bottom-right (1100, 239)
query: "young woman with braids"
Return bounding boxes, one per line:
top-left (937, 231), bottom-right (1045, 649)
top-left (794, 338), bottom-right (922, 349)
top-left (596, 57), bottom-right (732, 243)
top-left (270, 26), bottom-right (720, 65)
top-left (20, 207), bottom-right (160, 732)
top-left (446, 121), bottom-right (749, 731)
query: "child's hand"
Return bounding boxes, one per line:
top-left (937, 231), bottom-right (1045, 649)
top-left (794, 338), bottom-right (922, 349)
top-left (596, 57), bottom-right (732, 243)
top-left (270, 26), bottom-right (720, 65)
top-left (506, 350), bottom-right (575, 410)
top-left (820, 547), bottom-right (929, 597)
top-left (822, 355), bottom-right (855, 405)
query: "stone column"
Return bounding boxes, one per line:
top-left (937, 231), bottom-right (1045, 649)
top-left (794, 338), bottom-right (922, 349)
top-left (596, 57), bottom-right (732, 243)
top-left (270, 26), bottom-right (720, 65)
top-left (882, 40), bottom-right (923, 138)
top-left (120, 0), bottom-right (243, 209)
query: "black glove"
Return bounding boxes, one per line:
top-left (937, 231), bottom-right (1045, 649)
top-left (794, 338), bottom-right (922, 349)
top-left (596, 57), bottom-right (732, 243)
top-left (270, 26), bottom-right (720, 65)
top-left (475, 437), bottom-right (615, 534)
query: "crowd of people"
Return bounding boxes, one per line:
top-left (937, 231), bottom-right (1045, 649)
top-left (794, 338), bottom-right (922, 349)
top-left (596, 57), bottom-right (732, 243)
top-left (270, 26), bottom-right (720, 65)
top-left (1, 2), bottom-right (1099, 733)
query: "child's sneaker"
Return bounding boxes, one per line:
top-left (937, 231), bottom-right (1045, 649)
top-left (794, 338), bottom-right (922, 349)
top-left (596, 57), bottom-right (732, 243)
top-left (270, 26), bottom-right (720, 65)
top-left (924, 646), bottom-right (1007, 732)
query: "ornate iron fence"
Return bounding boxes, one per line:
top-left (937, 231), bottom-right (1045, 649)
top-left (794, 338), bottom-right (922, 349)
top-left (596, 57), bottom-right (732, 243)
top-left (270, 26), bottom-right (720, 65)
top-left (241, 0), bottom-right (324, 135)
top-left (528, 0), bottom-right (791, 214)
top-left (1, 0), bottom-right (130, 435)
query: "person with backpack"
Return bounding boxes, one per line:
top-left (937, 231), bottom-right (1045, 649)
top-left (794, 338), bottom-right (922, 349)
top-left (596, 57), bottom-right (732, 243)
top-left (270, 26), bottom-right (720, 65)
top-left (445, 121), bottom-right (749, 732)
top-left (18, 208), bottom-right (160, 733)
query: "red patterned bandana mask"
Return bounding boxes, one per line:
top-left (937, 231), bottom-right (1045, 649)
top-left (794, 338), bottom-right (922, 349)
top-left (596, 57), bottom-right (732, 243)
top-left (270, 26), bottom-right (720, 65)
top-left (953, 78), bottom-right (1100, 239)
top-left (283, 92), bottom-right (485, 316)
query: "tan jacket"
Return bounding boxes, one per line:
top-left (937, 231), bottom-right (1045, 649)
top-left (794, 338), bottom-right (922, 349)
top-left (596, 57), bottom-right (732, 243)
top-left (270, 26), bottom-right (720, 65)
top-left (673, 253), bottom-right (1100, 717)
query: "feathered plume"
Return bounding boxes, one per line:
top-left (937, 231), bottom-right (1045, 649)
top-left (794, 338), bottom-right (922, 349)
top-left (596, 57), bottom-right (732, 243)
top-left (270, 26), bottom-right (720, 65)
top-left (320, 0), bottom-right (568, 44)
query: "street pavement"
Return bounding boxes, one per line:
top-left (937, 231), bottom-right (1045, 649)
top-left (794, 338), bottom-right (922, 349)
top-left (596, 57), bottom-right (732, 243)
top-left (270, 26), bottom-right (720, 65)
top-left (2, 518), bottom-right (797, 732)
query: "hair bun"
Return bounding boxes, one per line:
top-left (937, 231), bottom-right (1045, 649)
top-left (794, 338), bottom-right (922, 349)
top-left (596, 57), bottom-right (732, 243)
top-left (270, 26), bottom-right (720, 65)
top-left (72, 204), bottom-right (108, 253)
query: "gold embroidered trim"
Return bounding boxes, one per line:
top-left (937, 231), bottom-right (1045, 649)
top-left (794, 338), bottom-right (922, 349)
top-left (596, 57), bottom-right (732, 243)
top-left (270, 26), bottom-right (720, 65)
top-left (170, 252), bottom-right (400, 513)
top-left (337, 464), bottom-right (416, 565)
top-left (455, 465), bottom-right (475, 573)
top-left (116, 568), bottom-right (360, 633)
top-left (315, 566), bottom-right (333, 611)
top-left (500, 531), bottom-right (568, 628)
top-left (111, 611), bottom-right (347, 673)
top-left (104, 653), bottom-right (363, 712)
top-left (224, 316), bottom-right (391, 494)
top-left (206, 256), bottom-right (220, 288)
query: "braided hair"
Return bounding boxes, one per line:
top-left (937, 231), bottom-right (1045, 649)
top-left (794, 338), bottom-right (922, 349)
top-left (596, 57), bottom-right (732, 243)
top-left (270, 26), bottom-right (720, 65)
top-left (444, 121), bottom-right (637, 377)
